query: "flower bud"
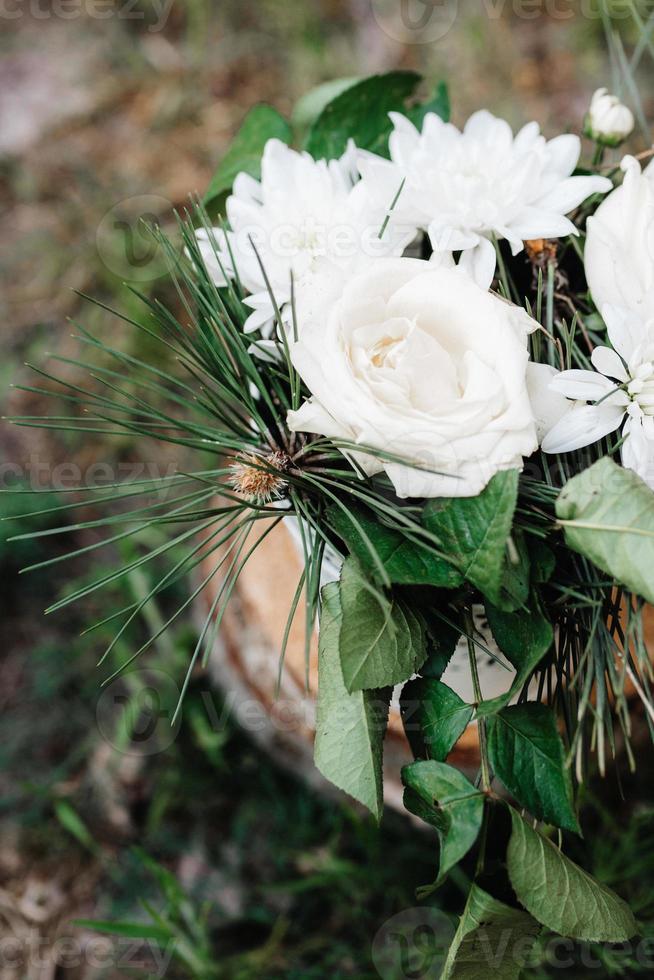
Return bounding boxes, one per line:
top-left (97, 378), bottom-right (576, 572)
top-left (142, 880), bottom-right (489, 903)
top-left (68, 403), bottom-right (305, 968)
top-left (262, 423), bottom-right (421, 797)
top-left (585, 88), bottom-right (634, 147)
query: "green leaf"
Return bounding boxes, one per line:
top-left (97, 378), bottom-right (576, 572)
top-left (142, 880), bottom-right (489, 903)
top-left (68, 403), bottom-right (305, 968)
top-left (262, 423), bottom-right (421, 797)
top-left (488, 704), bottom-right (579, 833)
top-left (402, 761), bottom-right (484, 885)
top-left (338, 558), bottom-right (427, 692)
top-left (507, 809), bottom-right (638, 942)
top-left (314, 583), bottom-right (390, 821)
top-left (292, 77), bottom-right (361, 130)
top-left (54, 800), bottom-right (99, 854)
top-left (417, 602), bottom-right (463, 680)
top-left (203, 105), bottom-right (292, 210)
top-left (132, 847), bottom-right (186, 905)
top-left (476, 593), bottom-right (552, 718)
top-left (475, 640), bottom-right (549, 719)
top-left (423, 471), bottom-right (520, 608)
top-left (500, 531), bottom-right (531, 610)
top-left (407, 80), bottom-right (451, 128)
top-left (556, 456), bottom-right (654, 604)
top-left (305, 70), bottom-right (422, 160)
top-left (326, 503), bottom-right (463, 589)
top-left (401, 678), bottom-right (473, 761)
top-left (442, 885), bottom-right (540, 980)
top-left (73, 919), bottom-right (170, 941)
top-left (531, 539), bottom-right (556, 583)
top-left (485, 590), bottom-right (553, 670)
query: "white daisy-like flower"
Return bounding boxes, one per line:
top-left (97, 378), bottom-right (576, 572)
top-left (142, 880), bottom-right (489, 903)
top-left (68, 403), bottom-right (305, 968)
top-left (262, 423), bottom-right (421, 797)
top-left (195, 138), bottom-right (412, 339)
top-left (357, 110), bottom-right (612, 288)
top-left (542, 304), bottom-right (654, 488)
top-left (585, 154), bottom-right (654, 322)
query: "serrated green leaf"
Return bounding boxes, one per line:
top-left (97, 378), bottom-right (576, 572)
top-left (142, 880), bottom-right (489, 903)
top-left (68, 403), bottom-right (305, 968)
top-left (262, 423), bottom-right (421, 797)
top-left (314, 583), bottom-right (390, 821)
top-left (507, 809), bottom-right (637, 942)
top-left (338, 558), bottom-right (427, 692)
top-left (203, 105), bottom-right (292, 210)
top-left (556, 456), bottom-right (654, 604)
top-left (402, 761), bottom-right (484, 885)
top-left (488, 704), bottom-right (579, 833)
top-left (407, 80), bottom-right (450, 128)
top-left (485, 590), bottom-right (553, 670)
top-left (305, 71), bottom-right (422, 159)
top-left (442, 885), bottom-right (540, 980)
top-left (423, 471), bottom-right (520, 607)
top-left (326, 503), bottom-right (463, 588)
top-left (401, 678), bottom-right (473, 761)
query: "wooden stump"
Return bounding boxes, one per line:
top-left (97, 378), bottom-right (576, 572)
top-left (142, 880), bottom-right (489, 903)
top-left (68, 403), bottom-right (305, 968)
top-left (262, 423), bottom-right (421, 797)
top-left (202, 519), bottom-right (654, 813)
top-left (202, 519), bottom-right (479, 813)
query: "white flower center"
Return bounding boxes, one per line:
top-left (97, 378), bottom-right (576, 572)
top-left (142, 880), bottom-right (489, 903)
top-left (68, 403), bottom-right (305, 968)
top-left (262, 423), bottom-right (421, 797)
top-left (350, 316), bottom-right (460, 414)
top-left (289, 223), bottom-right (322, 256)
top-left (370, 334), bottom-right (404, 368)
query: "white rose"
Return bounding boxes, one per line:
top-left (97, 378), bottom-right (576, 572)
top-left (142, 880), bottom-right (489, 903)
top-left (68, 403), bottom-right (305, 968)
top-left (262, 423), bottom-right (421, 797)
top-left (585, 155), bottom-right (654, 321)
top-left (286, 258), bottom-right (539, 498)
top-left (585, 88), bottom-right (635, 146)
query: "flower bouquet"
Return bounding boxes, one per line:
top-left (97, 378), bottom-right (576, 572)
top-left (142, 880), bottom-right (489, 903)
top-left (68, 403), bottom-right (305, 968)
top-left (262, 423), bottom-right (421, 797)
top-left (15, 71), bottom-right (654, 969)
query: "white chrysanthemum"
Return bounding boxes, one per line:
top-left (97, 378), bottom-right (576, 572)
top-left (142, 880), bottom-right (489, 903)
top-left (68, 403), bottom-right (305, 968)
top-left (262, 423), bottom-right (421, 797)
top-left (196, 139), bottom-right (412, 339)
top-left (542, 305), bottom-right (654, 488)
top-left (357, 110), bottom-right (612, 288)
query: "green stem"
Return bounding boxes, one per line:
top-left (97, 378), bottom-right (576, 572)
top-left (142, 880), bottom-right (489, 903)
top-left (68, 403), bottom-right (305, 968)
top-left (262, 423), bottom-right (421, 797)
top-left (592, 142), bottom-right (606, 168)
top-left (475, 802), bottom-right (491, 877)
top-left (464, 609), bottom-right (492, 793)
top-left (546, 260), bottom-right (556, 365)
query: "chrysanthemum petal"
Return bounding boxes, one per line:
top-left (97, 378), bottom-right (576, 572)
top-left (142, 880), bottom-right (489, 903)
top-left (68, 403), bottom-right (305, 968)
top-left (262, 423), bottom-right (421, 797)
top-left (544, 134), bottom-right (581, 177)
top-left (535, 175), bottom-right (612, 214)
top-left (456, 237), bottom-right (496, 290)
top-left (549, 369), bottom-right (627, 403)
top-left (622, 416), bottom-right (654, 488)
top-left (591, 346), bottom-right (629, 381)
top-left (602, 304), bottom-right (649, 362)
top-left (542, 403), bottom-right (624, 453)
top-left (507, 209), bottom-right (577, 241)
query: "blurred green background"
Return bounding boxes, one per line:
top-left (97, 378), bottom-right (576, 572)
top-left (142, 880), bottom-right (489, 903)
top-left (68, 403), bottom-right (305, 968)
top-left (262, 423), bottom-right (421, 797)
top-left (2, 2), bottom-right (654, 977)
